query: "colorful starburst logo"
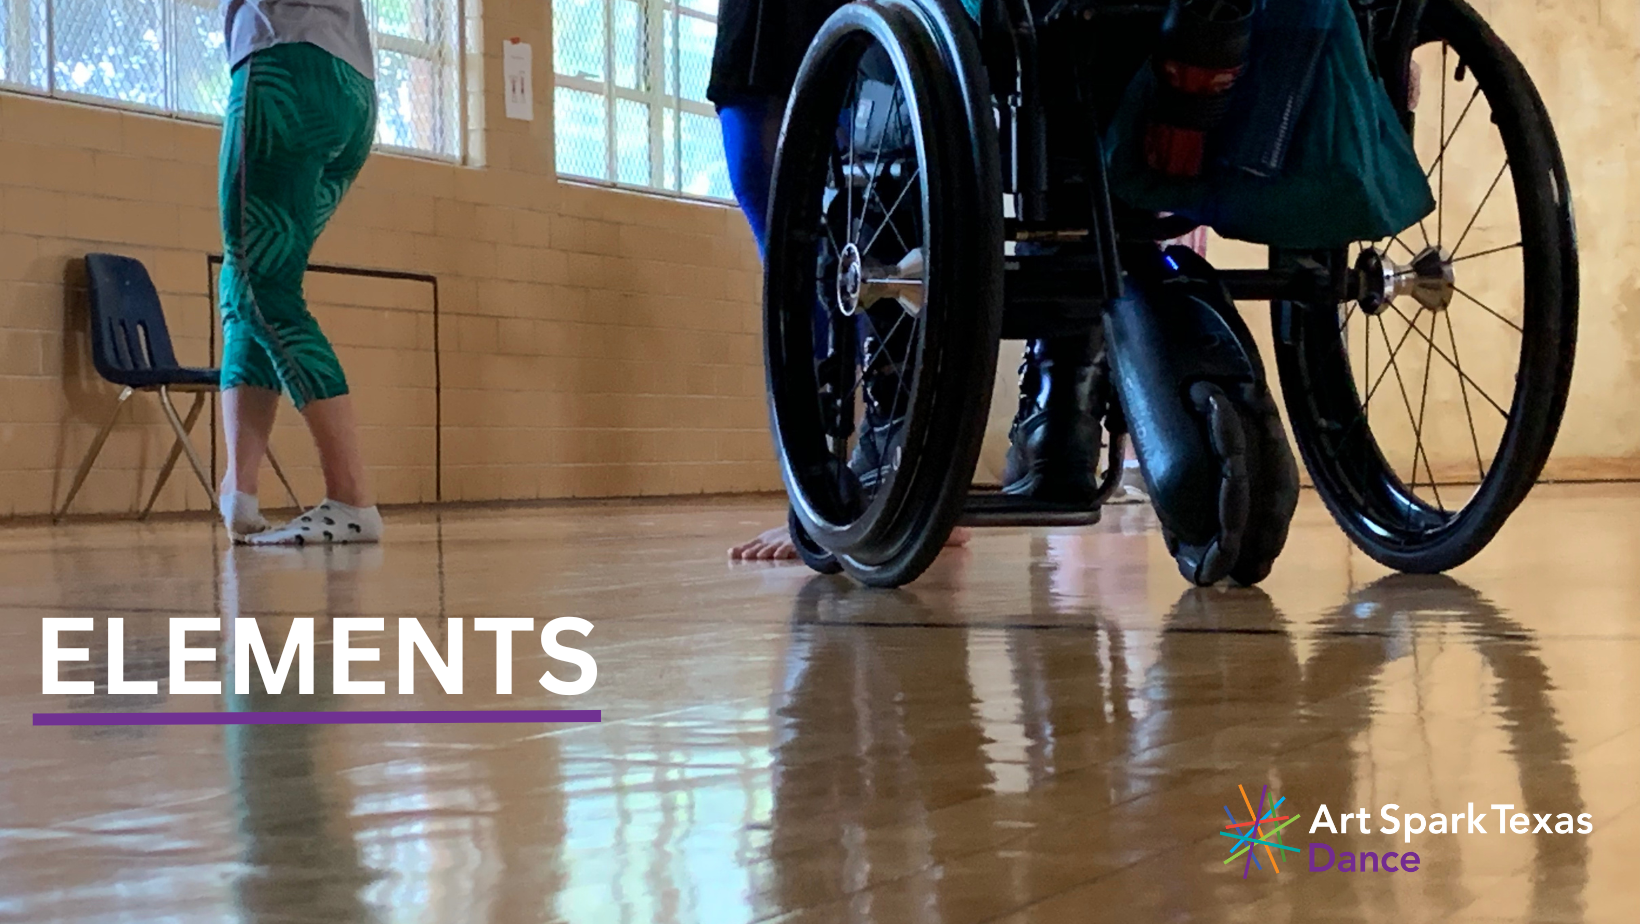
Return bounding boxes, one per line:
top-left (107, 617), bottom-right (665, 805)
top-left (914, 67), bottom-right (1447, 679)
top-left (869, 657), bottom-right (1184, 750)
top-left (1221, 783), bottom-right (1302, 877)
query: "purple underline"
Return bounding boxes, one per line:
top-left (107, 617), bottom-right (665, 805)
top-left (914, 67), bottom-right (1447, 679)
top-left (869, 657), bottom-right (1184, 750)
top-left (33, 710), bottom-right (602, 726)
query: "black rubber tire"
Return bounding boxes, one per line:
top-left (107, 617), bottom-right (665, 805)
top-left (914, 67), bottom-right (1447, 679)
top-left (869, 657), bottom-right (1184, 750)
top-left (1227, 379), bottom-right (1301, 586)
top-left (788, 506), bottom-right (844, 575)
top-left (1204, 268), bottom-right (1301, 587)
top-left (1155, 370), bottom-right (1299, 588)
top-left (765, 0), bottom-right (1003, 588)
top-left (1159, 381), bottom-right (1250, 587)
top-left (1271, 0), bottom-right (1576, 573)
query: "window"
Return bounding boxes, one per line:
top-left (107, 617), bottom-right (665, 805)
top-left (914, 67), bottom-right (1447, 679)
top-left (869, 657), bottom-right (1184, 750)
top-left (369, 0), bottom-right (464, 157)
top-left (0, 0), bottom-right (465, 159)
top-left (553, 0), bottom-right (730, 199)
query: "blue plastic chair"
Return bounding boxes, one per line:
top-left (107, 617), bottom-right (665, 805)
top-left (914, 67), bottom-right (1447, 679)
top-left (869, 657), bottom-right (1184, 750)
top-left (56, 254), bottom-right (300, 519)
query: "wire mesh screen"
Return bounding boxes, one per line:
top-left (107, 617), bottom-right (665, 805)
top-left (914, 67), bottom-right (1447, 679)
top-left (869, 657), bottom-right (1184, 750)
top-left (555, 0), bottom-right (606, 82)
top-left (554, 0), bottom-right (729, 199)
top-left (0, 0), bottom-right (48, 88)
top-left (0, 0), bottom-right (462, 158)
top-left (673, 5), bottom-right (711, 104)
top-left (370, 0), bottom-right (462, 156)
top-left (51, 0), bottom-right (167, 106)
top-left (172, 0), bottom-right (229, 116)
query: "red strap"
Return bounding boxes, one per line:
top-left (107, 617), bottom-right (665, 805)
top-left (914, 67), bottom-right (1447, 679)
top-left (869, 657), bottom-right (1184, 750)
top-left (1145, 124), bottom-right (1207, 178)
top-left (1160, 60), bottom-right (1243, 95)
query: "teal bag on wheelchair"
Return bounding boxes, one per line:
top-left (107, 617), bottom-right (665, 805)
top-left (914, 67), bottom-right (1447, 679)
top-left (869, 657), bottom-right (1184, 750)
top-left (1105, 0), bottom-right (1434, 249)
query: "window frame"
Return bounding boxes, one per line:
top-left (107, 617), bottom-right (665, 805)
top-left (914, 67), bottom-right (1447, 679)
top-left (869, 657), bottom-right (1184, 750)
top-left (370, 0), bottom-right (468, 161)
top-left (0, 0), bottom-right (469, 163)
top-left (553, 0), bottom-right (730, 202)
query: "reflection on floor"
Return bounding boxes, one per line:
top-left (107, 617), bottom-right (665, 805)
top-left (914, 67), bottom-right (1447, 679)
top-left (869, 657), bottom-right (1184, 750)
top-left (2, 483), bottom-right (1639, 923)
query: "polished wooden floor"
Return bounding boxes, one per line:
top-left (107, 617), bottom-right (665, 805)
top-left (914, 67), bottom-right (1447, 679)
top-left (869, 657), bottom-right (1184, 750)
top-left (3, 484), bottom-right (1639, 923)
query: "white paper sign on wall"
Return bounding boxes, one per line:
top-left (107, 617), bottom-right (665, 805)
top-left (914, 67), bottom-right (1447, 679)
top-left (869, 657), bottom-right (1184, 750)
top-left (504, 40), bottom-right (533, 121)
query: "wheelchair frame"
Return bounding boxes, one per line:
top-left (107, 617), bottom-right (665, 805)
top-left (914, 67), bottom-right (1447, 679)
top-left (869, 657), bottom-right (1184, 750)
top-left (985, 0), bottom-right (1432, 335)
top-left (766, 0), bottom-right (1578, 586)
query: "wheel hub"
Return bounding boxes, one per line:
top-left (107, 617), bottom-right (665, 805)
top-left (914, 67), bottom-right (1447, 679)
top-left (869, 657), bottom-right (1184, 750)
top-left (837, 244), bottom-right (926, 317)
top-left (1356, 245), bottom-right (1456, 315)
top-left (837, 243), bottom-right (864, 316)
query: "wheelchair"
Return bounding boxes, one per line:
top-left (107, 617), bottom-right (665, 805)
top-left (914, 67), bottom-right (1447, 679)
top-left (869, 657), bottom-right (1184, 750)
top-left (764, 0), bottom-right (1577, 587)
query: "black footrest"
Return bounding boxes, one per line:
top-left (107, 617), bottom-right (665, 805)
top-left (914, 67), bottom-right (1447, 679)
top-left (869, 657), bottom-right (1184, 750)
top-left (960, 489), bottom-right (1103, 527)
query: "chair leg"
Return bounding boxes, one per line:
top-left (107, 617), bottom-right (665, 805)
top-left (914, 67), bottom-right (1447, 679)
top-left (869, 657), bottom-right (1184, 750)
top-left (266, 446), bottom-right (302, 510)
top-left (156, 385), bottom-right (218, 510)
top-left (141, 390), bottom-right (208, 519)
top-left (56, 387), bottom-right (135, 522)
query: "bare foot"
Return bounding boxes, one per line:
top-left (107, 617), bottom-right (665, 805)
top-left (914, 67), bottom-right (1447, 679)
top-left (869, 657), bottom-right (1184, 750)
top-left (729, 525), bottom-right (972, 561)
top-left (729, 527), bottom-right (798, 561)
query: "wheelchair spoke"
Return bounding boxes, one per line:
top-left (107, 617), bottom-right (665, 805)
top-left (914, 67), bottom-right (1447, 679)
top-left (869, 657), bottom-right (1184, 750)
top-left (1335, 310), bottom-right (1424, 464)
top-left (860, 166), bottom-right (921, 256)
top-left (1363, 303), bottom-right (1370, 421)
top-left (845, 75), bottom-right (859, 246)
top-left (1437, 43), bottom-right (1448, 247)
top-left (1386, 303), bottom-right (1509, 417)
top-left (847, 315), bottom-right (903, 415)
top-left (880, 211), bottom-right (912, 254)
top-left (854, 301), bottom-right (890, 359)
top-left (821, 160), bottom-right (843, 258)
top-left (1351, 311), bottom-right (1423, 420)
top-left (835, 288), bottom-right (919, 468)
top-left (1375, 314), bottom-right (1444, 511)
top-left (882, 316), bottom-right (925, 454)
top-left (1412, 307), bottom-right (1440, 501)
top-left (860, 170), bottom-right (910, 251)
top-left (854, 308), bottom-right (918, 501)
top-left (1448, 160), bottom-right (1510, 259)
top-left (1448, 241), bottom-right (1521, 265)
top-left (1443, 307), bottom-right (1489, 483)
top-left (854, 83), bottom-right (903, 246)
top-left (1363, 303), bottom-right (1370, 420)
top-left (1451, 285), bottom-right (1523, 334)
top-left (1424, 83), bottom-right (1483, 183)
top-left (856, 85), bottom-right (919, 258)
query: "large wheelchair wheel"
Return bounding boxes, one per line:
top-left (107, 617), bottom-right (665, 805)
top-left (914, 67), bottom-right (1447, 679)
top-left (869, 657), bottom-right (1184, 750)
top-left (764, 0), bottom-right (1003, 587)
top-left (1272, 0), bottom-right (1576, 573)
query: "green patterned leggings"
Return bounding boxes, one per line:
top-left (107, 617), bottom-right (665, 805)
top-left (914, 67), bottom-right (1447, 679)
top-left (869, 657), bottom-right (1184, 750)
top-left (219, 42), bottom-right (376, 409)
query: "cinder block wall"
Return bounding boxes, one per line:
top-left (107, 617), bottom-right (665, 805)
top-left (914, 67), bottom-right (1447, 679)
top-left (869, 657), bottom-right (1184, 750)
top-left (0, 0), bottom-right (774, 518)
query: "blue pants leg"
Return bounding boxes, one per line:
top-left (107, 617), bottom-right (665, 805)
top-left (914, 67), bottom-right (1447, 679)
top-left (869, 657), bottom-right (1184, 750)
top-left (718, 98), bottom-right (780, 256)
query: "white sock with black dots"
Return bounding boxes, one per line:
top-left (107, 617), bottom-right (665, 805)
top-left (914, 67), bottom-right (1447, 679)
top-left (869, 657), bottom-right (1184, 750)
top-left (246, 499), bottom-right (383, 546)
top-left (221, 491), bottom-right (270, 540)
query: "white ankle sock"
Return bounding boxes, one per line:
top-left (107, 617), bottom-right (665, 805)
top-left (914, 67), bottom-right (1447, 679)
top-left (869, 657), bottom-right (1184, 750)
top-left (221, 491), bottom-right (270, 539)
top-left (246, 499), bottom-right (383, 546)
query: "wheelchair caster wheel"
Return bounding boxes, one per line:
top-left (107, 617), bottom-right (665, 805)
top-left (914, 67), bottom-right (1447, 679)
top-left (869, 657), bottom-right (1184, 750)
top-left (1108, 245), bottom-right (1299, 588)
top-left (1160, 380), bottom-right (1299, 587)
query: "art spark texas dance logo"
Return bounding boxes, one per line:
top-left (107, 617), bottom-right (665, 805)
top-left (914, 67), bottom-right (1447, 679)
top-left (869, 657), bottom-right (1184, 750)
top-left (1216, 789), bottom-right (1594, 879)
top-left (1220, 783), bottom-right (1302, 878)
